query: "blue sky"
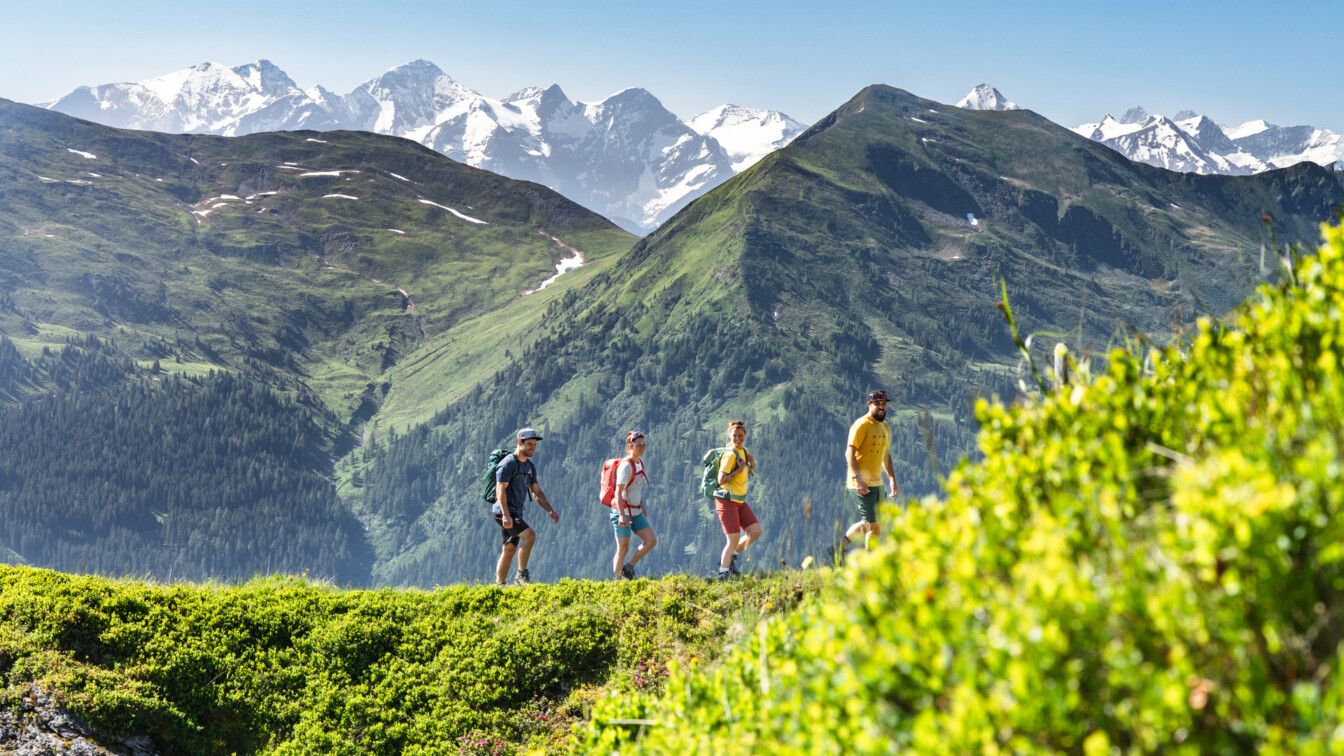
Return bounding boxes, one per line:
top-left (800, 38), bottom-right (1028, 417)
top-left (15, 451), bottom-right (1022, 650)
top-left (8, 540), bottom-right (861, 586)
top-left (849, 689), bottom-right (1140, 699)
top-left (2, 0), bottom-right (1340, 129)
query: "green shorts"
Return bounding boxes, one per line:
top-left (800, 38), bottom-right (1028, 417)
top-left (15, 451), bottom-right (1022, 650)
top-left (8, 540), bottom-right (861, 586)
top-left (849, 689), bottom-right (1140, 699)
top-left (848, 487), bottom-right (883, 524)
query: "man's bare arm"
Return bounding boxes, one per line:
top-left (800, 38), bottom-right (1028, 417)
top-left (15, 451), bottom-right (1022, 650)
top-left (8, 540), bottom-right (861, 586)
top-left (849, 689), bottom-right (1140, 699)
top-left (532, 483), bottom-right (559, 522)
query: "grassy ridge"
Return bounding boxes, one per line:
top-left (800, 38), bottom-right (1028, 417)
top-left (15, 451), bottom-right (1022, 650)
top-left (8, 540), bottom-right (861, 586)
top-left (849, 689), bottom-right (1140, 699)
top-left (580, 221), bottom-right (1344, 753)
top-left (0, 565), bottom-right (816, 753)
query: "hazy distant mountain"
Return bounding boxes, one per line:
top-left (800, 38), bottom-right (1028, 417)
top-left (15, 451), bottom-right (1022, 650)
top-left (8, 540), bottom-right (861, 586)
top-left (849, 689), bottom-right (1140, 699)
top-left (41, 60), bottom-right (802, 231)
top-left (1075, 105), bottom-right (1343, 175)
top-left (688, 104), bottom-right (806, 171)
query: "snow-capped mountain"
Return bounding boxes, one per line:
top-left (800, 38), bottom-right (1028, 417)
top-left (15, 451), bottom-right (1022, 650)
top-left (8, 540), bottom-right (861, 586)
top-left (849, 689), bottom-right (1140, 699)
top-left (955, 84), bottom-right (1019, 111)
top-left (40, 60), bottom-right (801, 231)
top-left (1072, 113), bottom-right (1263, 174)
top-left (688, 105), bottom-right (805, 171)
top-left (44, 60), bottom-right (313, 135)
top-left (1074, 105), bottom-right (1342, 175)
top-left (1226, 121), bottom-right (1344, 170)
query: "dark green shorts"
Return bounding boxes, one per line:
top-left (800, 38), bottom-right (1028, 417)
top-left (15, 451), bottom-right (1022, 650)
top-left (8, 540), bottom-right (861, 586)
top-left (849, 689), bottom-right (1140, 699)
top-left (849, 487), bottom-right (883, 523)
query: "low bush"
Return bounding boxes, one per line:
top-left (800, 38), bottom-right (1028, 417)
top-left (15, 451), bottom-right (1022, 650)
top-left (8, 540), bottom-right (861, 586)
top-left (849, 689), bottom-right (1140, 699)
top-left (0, 568), bottom-right (816, 753)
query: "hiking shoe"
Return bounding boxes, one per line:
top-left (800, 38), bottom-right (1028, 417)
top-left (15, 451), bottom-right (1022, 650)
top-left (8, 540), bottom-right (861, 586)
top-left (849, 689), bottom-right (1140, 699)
top-left (621, 564), bottom-right (636, 580)
top-left (729, 553), bottom-right (741, 575)
top-left (716, 569), bottom-right (733, 582)
top-left (827, 539), bottom-right (850, 567)
top-left (514, 569), bottom-right (531, 585)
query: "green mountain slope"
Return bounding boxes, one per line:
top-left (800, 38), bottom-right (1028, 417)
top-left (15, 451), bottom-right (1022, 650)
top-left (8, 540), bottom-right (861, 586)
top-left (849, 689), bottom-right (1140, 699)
top-left (0, 100), bottom-right (635, 582)
top-left (582, 220), bottom-right (1344, 754)
top-left (350, 85), bottom-right (1344, 585)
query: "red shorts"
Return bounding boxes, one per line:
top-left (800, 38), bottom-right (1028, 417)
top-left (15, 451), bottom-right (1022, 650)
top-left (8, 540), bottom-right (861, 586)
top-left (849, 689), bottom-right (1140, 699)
top-left (714, 497), bottom-right (759, 535)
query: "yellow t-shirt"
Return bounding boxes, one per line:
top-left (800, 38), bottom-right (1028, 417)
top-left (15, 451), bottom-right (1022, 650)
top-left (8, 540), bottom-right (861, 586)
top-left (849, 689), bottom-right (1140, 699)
top-left (718, 445), bottom-right (750, 502)
top-left (846, 415), bottom-right (890, 490)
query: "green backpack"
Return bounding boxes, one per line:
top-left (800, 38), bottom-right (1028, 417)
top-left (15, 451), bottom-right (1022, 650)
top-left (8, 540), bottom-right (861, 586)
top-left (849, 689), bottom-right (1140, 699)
top-left (481, 448), bottom-right (514, 504)
top-left (700, 447), bottom-right (744, 499)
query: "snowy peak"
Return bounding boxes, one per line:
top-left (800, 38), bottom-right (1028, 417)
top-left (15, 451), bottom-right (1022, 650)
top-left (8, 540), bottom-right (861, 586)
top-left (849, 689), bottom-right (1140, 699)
top-left (1073, 114), bottom-right (1144, 142)
top-left (586, 88), bottom-right (671, 123)
top-left (1226, 119), bottom-right (1272, 140)
top-left (1119, 106), bottom-right (1150, 124)
top-left (44, 60), bottom-right (310, 135)
top-left (1072, 105), bottom-right (1344, 175)
top-left (955, 84), bottom-right (1019, 111)
top-left (1173, 114), bottom-right (1239, 155)
top-left (232, 60), bottom-right (299, 97)
top-left (689, 104), bottom-right (805, 171)
top-left (1082, 113), bottom-right (1254, 174)
top-left (40, 59), bottom-right (798, 230)
top-left (348, 59), bottom-right (480, 135)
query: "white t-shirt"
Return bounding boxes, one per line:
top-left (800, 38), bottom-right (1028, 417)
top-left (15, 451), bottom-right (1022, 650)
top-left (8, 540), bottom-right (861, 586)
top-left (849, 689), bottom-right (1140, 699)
top-left (615, 459), bottom-right (648, 510)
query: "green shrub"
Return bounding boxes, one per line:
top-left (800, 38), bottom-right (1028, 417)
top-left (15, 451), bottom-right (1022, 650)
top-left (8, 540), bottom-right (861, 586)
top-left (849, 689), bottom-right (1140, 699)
top-left (580, 220), bottom-right (1344, 753)
top-left (0, 569), bottom-right (817, 753)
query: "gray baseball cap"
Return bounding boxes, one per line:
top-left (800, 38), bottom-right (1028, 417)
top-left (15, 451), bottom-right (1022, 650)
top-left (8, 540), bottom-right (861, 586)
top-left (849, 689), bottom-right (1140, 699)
top-left (517, 427), bottom-right (544, 441)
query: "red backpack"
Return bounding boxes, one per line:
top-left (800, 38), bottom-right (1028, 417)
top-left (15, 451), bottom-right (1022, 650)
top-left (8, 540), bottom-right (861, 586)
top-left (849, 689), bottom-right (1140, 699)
top-left (600, 457), bottom-right (646, 507)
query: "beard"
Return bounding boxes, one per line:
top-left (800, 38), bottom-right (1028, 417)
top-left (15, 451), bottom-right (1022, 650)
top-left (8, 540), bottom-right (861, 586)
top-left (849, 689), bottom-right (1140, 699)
top-left (872, 408), bottom-right (886, 422)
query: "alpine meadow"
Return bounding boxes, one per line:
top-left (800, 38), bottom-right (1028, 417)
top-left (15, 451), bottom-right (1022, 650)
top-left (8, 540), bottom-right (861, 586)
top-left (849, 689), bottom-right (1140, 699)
top-left (1, 47), bottom-right (1344, 753)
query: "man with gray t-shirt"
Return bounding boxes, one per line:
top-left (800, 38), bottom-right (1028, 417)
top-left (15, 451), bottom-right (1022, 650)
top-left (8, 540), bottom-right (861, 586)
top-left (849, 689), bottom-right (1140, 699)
top-left (494, 427), bottom-right (559, 585)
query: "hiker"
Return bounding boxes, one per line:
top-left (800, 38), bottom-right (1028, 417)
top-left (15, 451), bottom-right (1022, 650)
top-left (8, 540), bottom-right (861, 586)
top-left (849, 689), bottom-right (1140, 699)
top-left (714, 420), bottom-right (761, 580)
top-left (493, 427), bottom-right (560, 585)
top-left (836, 390), bottom-right (898, 558)
top-left (611, 430), bottom-right (657, 579)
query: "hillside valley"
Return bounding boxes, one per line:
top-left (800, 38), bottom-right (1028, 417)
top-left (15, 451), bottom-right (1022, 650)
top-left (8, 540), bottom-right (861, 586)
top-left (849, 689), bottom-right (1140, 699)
top-left (0, 87), bottom-right (1342, 586)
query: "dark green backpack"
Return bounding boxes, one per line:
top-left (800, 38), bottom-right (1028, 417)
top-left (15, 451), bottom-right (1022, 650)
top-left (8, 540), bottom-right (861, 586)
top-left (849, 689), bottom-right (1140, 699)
top-left (700, 447), bottom-right (743, 499)
top-left (481, 448), bottom-right (514, 503)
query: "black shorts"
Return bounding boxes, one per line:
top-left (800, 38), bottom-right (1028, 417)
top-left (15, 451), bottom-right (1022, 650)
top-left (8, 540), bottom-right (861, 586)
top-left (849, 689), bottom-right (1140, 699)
top-left (493, 513), bottom-right (530, 546)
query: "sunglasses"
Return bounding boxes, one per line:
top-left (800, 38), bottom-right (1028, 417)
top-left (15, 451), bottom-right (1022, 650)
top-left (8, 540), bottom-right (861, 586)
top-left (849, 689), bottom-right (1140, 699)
top-left (627, 431), bottom-right (645, 442)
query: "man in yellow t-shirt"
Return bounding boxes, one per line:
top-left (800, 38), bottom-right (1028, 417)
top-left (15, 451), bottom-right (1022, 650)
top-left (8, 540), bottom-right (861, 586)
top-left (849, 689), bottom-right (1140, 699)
top-left (836, 390), bottom-right (898, 558)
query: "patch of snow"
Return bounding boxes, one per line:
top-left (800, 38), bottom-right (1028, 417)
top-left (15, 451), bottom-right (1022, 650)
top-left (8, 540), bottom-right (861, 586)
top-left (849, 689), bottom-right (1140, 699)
top-left (276, 165), bottom-right (304, 170)
top-left (387, 228), bottom-right (406, 234)
top-left (217, 194), bottom-right (241, 200)
top-left (66, 148), bottom-right (97, 159)
top-left (155, 178), bottom-right (164, 182)
top-left (300, 169), bottom-right (359, 177)
top-left (910, 116), bottom-right (929, 124)
top-left (37, 176), bottom-right (58, 182)
top-left (323, 193), bottom-right (359, 200)
top-left (189, 157), bottom-right (200, 165)
top-left (388, 172), bottom-right (410, 182)
top-left (524, 239), bottom-right (585, 294)
top-left (86, 173), bottom-right (101, 178)
top-left (418, 198), bottom-right (488, 224)
top-left (245, 191), bottom-right (278, 199)
top-left (967, 213), bottom-right (979, 227)
top-left (306, 137), bottom-right (328, 143)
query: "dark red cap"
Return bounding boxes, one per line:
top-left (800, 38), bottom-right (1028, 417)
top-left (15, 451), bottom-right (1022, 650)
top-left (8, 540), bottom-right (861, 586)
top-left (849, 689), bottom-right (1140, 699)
top-left (867, 390), bottom-right (889, 403)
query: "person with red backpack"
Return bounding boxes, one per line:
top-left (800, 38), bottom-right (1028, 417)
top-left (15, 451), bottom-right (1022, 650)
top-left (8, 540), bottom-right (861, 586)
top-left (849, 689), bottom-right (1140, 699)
top-left (602, 430), bottom-right (657, 579)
